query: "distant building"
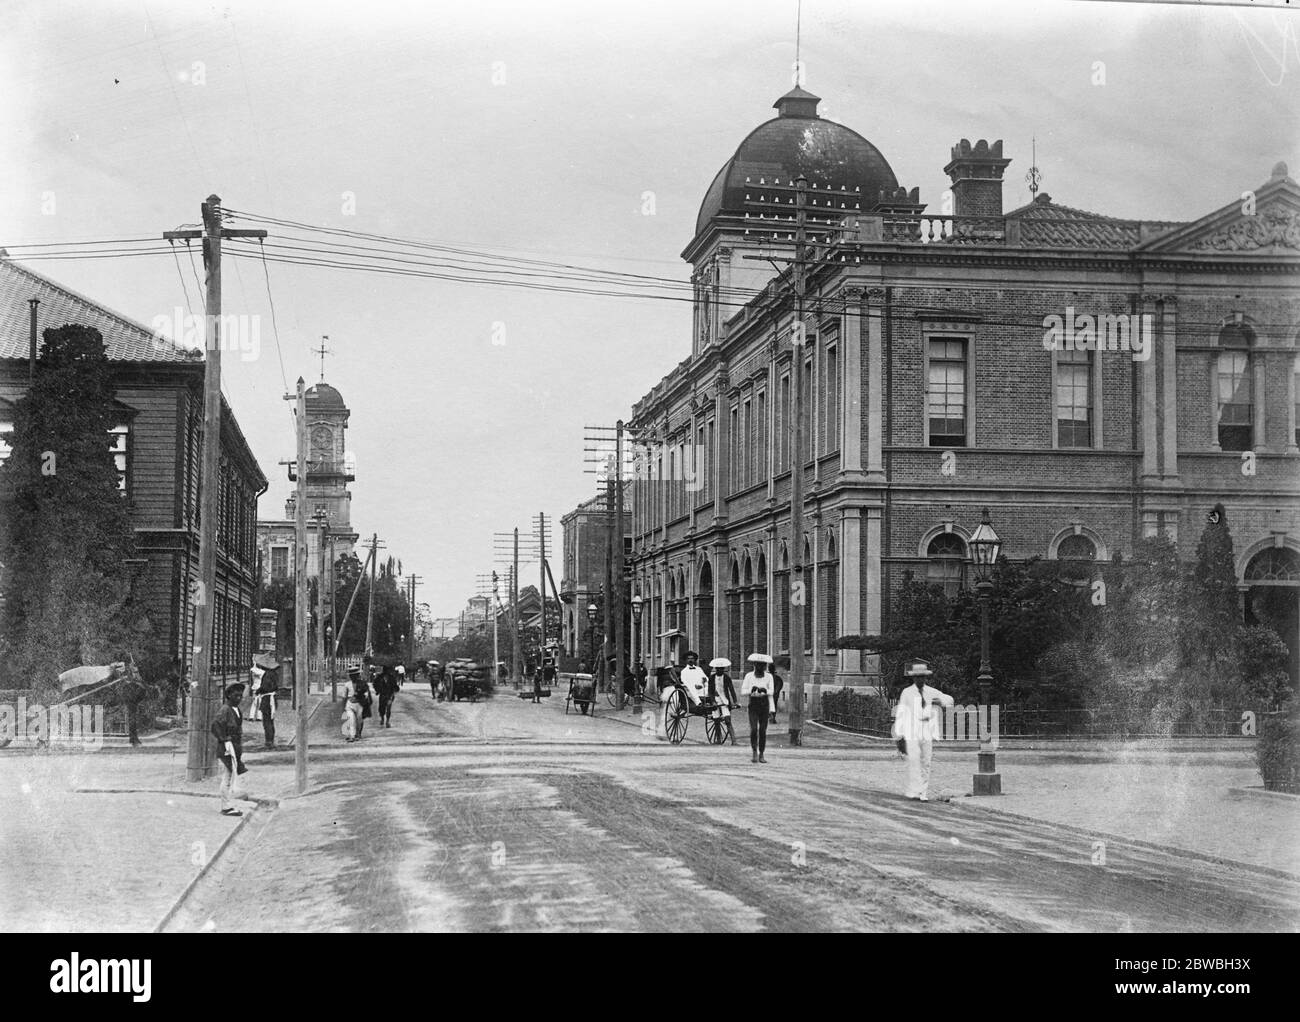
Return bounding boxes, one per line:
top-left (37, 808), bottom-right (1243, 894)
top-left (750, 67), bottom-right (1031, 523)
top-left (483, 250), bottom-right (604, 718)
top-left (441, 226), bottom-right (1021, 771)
top-left (561, 492), bottom-right (630, 658)
top-left (0, 255), bottom-right (267, 694)
top-left (257, 378), bottom-right (359, 585)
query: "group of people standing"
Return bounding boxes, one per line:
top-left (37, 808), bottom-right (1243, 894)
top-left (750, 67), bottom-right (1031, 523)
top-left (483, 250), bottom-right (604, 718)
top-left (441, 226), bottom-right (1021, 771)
top-left (664, 650), bottom-right (784, 763)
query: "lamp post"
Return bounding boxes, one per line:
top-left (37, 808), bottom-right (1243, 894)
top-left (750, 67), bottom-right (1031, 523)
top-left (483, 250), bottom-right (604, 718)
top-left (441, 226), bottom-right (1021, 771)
top-left (968, 507), bottom-right (1002, 796)
top-left (630, 592), bottom-right (644, 714)
top-left (586, 602), bottom-right (598, 690)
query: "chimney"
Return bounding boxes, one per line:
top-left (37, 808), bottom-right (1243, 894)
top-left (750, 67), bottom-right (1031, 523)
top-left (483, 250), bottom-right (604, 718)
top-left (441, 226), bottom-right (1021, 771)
top-left (944, 139), bottom-right (1011, 217)
top-left (285, 493), bottom-right (297, 519)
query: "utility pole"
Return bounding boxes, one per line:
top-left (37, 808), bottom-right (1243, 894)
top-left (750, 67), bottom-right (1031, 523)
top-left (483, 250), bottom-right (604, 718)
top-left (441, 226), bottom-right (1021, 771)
top-left (788, 174), bottom-right (808, 746)
top-left (293, 378), bottom-right (309, 793)
top-left (164, 195), bottom-right (267, 782)
top-left (313, 510), bottom-right (328, 696)
top-left (603, 475), bottom-right (613, 696)
top-left (512, 528), bottom-right (521, 687)
top-left (537, 513), bottom-right (547, 660)
top-left (364, 533), bottom-right (381, 656)
top-left (615, 420), bottom-right (626, 709)
top-left (327, 531), bottom-right (337, 702)
top-left (28, 298), bottom-right (38, 382)
top-left (491, 571), bottom-right (501, 687)
top-left (407, 575), bottom-right (423, 665)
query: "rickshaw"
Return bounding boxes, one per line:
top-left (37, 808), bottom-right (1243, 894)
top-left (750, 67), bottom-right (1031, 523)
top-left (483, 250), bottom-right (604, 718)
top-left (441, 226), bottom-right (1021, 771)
top-left (662, 659), bottom-right (735, 745)
top-left (565, 673), bottom-right (595, 715)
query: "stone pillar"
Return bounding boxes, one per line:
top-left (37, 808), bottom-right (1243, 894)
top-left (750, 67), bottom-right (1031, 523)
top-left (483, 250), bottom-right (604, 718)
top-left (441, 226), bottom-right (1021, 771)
top-left (864, 505), bottom-right (883, 681)
top-left (865, 288), bottom-right (886, 483)
top-left (838, 508), bottom-right (866, 682)
top-left (839, 287), bottom-right (865, 480)
top-left (1158, 296), bottom-right (1181, 475)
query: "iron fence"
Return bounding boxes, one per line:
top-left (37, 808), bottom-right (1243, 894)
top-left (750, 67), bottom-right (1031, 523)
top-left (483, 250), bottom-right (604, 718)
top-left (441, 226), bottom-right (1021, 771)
top-left (818, 689), bottom-right (1255, 739)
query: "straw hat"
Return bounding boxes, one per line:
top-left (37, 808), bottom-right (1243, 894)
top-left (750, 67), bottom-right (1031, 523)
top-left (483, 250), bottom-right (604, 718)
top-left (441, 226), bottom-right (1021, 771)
top-left (709, 657), bottom-right (732, 669)
top-left (746, 653), bottom-right (774, 665)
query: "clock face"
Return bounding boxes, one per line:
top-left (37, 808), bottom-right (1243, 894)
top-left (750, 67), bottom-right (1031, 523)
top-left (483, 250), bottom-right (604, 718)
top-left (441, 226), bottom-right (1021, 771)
top-left (311, 426), bottom-right (332, 453)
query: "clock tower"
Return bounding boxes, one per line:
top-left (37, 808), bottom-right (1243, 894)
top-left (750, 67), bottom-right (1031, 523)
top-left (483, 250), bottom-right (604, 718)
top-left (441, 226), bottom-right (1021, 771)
top-left (302, 379), bottom-right (358, 563)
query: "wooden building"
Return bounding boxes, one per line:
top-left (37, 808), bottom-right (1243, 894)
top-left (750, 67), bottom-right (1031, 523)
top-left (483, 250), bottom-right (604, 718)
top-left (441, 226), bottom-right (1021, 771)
top-left (0, 255), bottom-right (268, 696)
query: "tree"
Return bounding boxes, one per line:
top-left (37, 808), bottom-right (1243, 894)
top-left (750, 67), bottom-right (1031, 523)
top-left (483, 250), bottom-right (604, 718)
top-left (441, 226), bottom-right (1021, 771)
top-left (0, 324), bottom-right (151, 693)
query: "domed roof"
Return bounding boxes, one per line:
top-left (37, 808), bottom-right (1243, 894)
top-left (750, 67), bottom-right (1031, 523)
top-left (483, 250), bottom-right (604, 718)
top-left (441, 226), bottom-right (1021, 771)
top-left (305, 381), bottom-right (347, 410)
top-left (693, 87), bottom-right (900, 238)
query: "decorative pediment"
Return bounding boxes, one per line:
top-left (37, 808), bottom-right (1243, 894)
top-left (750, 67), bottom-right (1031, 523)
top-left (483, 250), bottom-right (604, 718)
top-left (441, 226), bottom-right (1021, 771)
top-left (1188, 206), bottom-right (1300, 252)
top-left (1137, 168), bottom-right (1300, 256)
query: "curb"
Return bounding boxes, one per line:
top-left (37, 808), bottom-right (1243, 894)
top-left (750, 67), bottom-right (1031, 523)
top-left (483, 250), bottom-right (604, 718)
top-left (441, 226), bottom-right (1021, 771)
top-left (151, 795), bottom-right (280, 933)
top-left (955, 798), bottom-right (1300, 883)
top-left (1227, 785), bottom-right (1300, 803)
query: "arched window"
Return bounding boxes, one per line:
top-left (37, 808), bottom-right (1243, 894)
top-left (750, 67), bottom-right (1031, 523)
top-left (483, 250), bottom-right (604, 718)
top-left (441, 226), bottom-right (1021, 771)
top-left (696, 559), bottom-right (714, 662)
top-left (1056, 533), bottom-right (1097, 586)
top-left (823, 533), bottom-right (839, 651)
top-left (926, 532), bottom-right (967, 599)
top-left (1217, 323), bottom-right (1255, 452)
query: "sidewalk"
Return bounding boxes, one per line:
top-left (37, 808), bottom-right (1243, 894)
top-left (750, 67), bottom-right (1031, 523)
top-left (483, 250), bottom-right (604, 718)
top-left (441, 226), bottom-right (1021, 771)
top-left (0, 695), bottom-right (324, 931)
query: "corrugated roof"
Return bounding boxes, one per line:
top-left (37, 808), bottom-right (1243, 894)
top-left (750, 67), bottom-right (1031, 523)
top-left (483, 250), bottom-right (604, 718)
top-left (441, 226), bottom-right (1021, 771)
top-left (0, 254), bottom-right (201, 363)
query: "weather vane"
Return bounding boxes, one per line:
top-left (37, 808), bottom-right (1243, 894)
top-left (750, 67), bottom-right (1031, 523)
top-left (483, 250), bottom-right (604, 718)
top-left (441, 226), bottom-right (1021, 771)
top-left (312, 336), bottom-right (332, 381)
top-left (1026, 135), bottom-right (1042, 199)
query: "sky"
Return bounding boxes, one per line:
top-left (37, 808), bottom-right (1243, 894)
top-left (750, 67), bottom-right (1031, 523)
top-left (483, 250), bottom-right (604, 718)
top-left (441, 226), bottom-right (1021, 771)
top-left (1, 0), bottom-right (1297, 617)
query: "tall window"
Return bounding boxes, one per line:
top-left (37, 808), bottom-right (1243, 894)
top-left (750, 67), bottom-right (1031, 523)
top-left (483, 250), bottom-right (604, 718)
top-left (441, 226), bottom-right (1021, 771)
top-left (1056, 347), bottom-right (1092, 448)
top-left (824, 344), bottom-right (839, 452)
top-left (801, 357), bottom-right (813, 463)
top-left (1293, 357), bottom-right (1299, 449)
top-left (706, 419), bottom-right (715, 501)
top-left (822, 535), bottom-right (838, 651)
top-left (926, 532), bottom-right (967, 598)
top-left (777, 374), bottom-right (789, 471)
top-left (1217, 324), bottom-right (1254, 452)
top-left (756, 390), bottom-right (767, 484)
top-left (729, 406), bottom-right (739, 492)
top-left (742, 398), bottom-right (752, 488)
top-left (928, 338), bottom-right (967, 447)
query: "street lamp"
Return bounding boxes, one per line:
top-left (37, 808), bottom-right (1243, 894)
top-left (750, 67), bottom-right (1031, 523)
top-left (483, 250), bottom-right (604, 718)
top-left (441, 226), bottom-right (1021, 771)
top-left (586, 602), bottom-right (599, 686)
top-left (630, 592), bottom-right (644, 714)
top-left (968, 506), bottom-right (1002, 796)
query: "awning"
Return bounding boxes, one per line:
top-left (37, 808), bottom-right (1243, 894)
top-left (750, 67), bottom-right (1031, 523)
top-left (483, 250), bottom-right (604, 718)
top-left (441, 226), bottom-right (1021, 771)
top-left (655, 629), bottom-right (684, 638)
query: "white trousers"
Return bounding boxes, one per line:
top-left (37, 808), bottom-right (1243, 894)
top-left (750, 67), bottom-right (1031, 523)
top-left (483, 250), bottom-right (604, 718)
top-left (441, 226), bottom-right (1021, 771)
top-left (904, 737), bottom-right (934, 799)
top-left (219, 759), bottom-right (244, 810)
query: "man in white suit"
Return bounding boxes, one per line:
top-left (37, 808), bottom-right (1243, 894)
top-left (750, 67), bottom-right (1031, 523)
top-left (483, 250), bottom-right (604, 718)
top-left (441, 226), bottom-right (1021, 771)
top-left (891, 659), bottom-right (954, 801)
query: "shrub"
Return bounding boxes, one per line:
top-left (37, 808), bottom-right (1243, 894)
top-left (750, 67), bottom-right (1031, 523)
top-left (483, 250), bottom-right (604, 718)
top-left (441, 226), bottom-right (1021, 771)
top-left (1257, 708), bottom-right (1300, 793)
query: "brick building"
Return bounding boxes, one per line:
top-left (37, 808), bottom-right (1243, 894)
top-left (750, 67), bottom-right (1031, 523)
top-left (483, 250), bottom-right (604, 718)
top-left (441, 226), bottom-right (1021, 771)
top-left (560, 491), bottom-right (630, 659)
top-left (0, 255), bottom-right (267, 695)
top-left (626, 86), bottom-right (1300, 708)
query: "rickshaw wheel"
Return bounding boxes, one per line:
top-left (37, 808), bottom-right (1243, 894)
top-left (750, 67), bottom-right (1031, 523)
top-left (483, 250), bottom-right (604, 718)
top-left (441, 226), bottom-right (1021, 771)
top-left (704, 712), bottom-right (727, 745)
top-left (665, 689), bottom-right (689, 744)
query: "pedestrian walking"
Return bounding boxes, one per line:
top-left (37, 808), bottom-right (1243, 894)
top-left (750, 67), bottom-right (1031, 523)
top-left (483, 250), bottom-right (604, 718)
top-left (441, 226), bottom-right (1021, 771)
top-left (741, 654), bottom-right (776, 763)
top-left (708, 657), bottom-right (737, 745)
top-left (375, 665), bottom-right (398, 727)
top-left (892, 658), bottom-right (955, 802)
top-left (342, 666), bottom-right (363, 742)
top-left (211, 683), bottom-right (248, 816)
top-left (251, 662), bottom-right (276, 748)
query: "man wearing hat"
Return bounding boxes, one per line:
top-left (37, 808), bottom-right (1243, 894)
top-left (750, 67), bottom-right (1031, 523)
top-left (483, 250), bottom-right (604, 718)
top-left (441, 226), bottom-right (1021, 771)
top-left (892, 659), bottom-right (955, 801)
top-left (211, 683), bottom-right (248, 816)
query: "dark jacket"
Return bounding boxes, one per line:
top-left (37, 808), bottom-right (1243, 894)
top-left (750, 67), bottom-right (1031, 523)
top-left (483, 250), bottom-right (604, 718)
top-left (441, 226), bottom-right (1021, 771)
top-left (709, 671), bottom-right (737, 705)
top-left (211, 705), bottom-right (243, 763)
